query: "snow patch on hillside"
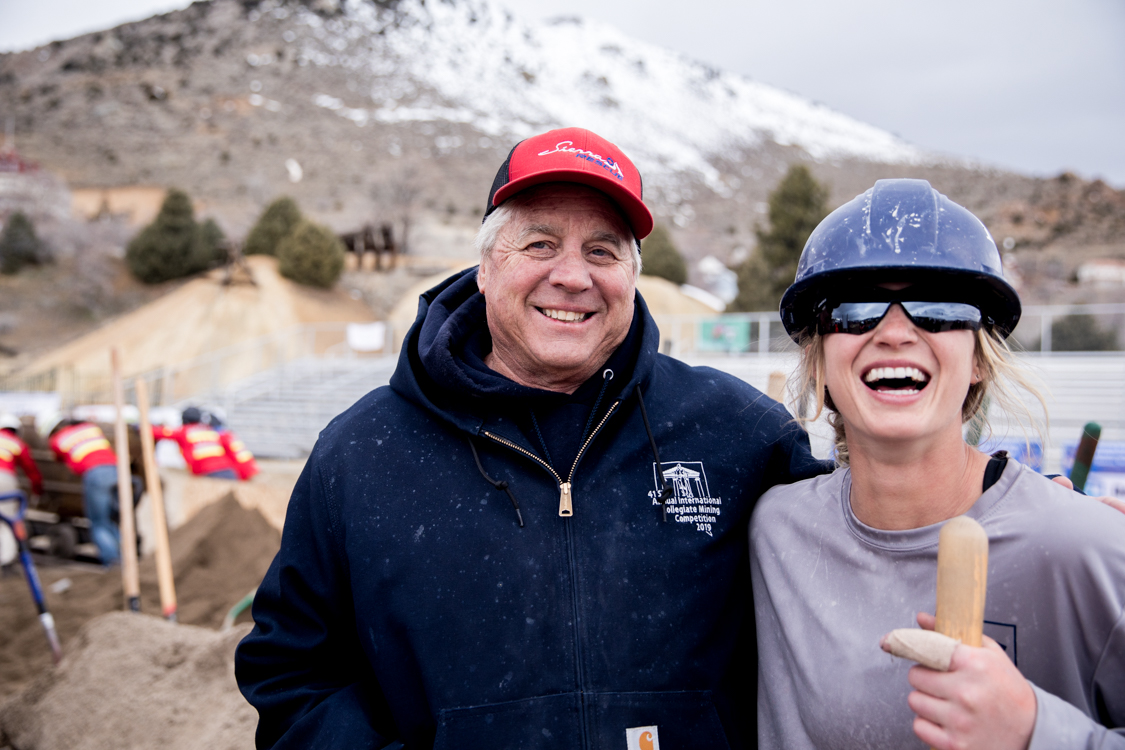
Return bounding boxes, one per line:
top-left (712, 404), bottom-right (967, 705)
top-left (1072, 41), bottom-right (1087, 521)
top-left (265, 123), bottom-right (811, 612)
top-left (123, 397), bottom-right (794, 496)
top-left (277, 0), bottom-right (930, 191)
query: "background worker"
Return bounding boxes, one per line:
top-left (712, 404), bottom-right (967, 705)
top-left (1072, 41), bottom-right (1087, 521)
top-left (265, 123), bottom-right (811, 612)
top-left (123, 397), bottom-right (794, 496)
top-left (206, 410), bottom-right (258, 481)
top-left (152, 406), bottom-right (239, 480)
top-left (0, 413), bottom-right (44, 499)
top-left (0, 413), bottom-right (43, 569)
top-left (45, 416), bottom-right (120, 565)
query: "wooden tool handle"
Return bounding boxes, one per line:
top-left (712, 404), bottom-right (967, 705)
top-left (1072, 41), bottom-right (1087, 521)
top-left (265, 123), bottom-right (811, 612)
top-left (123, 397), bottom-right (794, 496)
top-left (111, 347), bottom-right (141, 612)
top-left (935, 515), bottom-right (988, 647)
top-left (931, 515), bottom-right (988, 750)
top-left (136, 379), bottom-right (177, 621)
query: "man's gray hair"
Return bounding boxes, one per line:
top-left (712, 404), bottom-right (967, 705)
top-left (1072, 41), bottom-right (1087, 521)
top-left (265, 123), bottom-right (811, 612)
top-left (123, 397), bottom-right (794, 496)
top-left (474, 195), bottom-right (642, 278)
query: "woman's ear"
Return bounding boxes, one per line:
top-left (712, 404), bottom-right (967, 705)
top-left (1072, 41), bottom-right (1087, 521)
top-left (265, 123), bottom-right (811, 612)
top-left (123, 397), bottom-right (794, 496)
top-left (970, 353), bottom-right (983, 384)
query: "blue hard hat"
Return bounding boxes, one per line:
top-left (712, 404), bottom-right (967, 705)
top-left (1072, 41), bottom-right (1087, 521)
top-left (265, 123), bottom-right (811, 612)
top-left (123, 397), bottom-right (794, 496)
top-left (779, 179), bottom-right (1021, 342)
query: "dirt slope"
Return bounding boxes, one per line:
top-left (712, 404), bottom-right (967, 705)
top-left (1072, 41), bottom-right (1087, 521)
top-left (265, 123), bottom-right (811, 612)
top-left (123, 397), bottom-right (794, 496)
top-left (18, 255), bottom-right (374, 380)
top-left (0, 613), bottom-right (255, 750)
top-left (0, 494), bottom-right (279, 703)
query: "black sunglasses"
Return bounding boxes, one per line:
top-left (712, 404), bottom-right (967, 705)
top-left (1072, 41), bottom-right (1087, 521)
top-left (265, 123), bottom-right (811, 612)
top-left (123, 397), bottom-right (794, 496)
top-left (817, 300), bottom-right (983, 336)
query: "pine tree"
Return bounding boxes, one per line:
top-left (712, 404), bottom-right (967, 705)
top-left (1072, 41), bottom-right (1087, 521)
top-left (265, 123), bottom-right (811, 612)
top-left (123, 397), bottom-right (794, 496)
top-left (640, 224), bottom-right (688, 285)
top-left (731, 252), bottom-right (775, 312)
top-left (731, 165), bottom-right (829, 312)
top-left (198, 218), bottom-right (227, 266)
top-left (245, 197), bottom-right (302, 256)
top-left (125, 189), bottom-right (218, 283)
top-left (1048, 314), bottom-right (1118, 351)
top-left (277, 220), bottom-right (345, 288)
top-left (0, 211), bottom-right (47, 274)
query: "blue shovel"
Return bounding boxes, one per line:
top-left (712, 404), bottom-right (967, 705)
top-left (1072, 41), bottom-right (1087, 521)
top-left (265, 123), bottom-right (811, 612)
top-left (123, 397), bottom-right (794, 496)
top-left (0, 491), bottom-right (63, 664)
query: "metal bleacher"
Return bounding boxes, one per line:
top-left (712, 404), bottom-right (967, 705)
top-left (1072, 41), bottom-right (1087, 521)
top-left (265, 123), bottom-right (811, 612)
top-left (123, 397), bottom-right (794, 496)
top-left (212, 349), bottom-right (1125, 473)
top-left (679, 351), bottom-right (1125, 473)
top-left (1006, 353), bottom-right (1125, 470)
top-left (158, 306), bottom-right (1125, 472)
top-left (220, 356), bottom-right (398, 459)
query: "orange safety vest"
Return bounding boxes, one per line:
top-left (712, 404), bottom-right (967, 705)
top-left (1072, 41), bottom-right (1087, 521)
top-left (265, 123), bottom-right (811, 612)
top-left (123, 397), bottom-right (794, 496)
top-left (0, 431), bottom-right (43, 495)
top-left (152, 423), bottom-right (237, 476)
top-left (219, 430), bottom-right (259, 481)
top-left (50, 423), bottom-right (117, 475)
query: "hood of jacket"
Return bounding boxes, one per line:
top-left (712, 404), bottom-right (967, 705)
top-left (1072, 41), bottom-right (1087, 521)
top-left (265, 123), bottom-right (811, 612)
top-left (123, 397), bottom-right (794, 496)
top-left (389, 267), bottom-right (661, 435)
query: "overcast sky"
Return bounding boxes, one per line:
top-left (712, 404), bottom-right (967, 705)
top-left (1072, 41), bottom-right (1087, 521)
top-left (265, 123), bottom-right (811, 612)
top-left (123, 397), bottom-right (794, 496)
top-left (2, 0), bottom-right (1122, 187)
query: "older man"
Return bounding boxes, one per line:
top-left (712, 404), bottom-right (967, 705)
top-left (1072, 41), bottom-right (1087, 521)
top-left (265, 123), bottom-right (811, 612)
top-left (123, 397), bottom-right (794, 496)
top-left (236, 128), bottom-right (825, 749)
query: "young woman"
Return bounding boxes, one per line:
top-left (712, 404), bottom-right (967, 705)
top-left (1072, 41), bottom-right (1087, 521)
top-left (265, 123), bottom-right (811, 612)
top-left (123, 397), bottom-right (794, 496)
top-left (751, 179), bottom-right (1125, 750)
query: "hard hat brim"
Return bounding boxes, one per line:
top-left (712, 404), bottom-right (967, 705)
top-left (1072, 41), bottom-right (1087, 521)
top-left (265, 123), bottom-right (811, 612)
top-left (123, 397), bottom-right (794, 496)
top-left (780, 266), bottom-right (1022, 342)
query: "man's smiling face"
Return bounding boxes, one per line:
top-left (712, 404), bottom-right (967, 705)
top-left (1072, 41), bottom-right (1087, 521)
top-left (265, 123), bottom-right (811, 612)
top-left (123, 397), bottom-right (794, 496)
top-left (477, 183), bottom-right (638, 394)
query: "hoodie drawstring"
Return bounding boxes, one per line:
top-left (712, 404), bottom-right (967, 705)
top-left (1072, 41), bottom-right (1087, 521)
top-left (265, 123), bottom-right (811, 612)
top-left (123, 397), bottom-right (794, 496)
top-left (468, 437), bottom-right (524, 528)
top-left (635, 384), bottom-right (673, 521)
top-left (529, 368), bottom-right (616, 468)
top-left (471, 374), bottom-right (666, 527)
top-left (582, 369), bottom-right (614, 442)
top-left (528, 411), bottom-right (554, 468)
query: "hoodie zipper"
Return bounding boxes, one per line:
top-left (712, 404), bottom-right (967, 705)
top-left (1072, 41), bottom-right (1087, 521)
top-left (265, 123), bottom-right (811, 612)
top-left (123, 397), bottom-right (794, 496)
top-left (483, 401), bottom-right (619, 517)
top-left (483, 398), bottom-right (622, 749)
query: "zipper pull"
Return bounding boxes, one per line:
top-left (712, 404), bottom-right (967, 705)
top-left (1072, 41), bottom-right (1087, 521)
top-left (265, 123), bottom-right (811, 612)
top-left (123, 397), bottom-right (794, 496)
top-left (558, 481), bottom-right (573, 517)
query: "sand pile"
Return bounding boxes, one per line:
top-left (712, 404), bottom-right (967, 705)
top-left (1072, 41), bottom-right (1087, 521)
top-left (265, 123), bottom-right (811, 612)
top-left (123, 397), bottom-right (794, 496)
top-left (160, 467), bottom-right (295, 537)
top-left (0, 493), bottom-right (280, 746)
top-left (0, 613), bottom-right (255, 750)
top-left (17, 254), bottom-right (374, 380)
top-left (152, 492), bottom-right (282, 628)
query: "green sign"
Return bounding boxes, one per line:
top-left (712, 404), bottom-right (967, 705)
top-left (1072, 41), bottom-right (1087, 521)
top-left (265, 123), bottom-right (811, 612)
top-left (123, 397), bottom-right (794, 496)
top-left (698, 319), bottom-right (751, 352)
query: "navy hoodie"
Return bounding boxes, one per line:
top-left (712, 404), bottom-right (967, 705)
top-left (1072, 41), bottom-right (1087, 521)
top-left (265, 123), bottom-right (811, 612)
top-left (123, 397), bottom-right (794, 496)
top-left (236, 268), bottom-right (825, 750)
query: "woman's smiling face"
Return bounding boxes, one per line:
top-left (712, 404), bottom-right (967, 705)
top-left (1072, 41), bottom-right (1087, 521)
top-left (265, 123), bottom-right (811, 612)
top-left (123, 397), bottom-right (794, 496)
top-left (823, 297), bottom-right (980, 451)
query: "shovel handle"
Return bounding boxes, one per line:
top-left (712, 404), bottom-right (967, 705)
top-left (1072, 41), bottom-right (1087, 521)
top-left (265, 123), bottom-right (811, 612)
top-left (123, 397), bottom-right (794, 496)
top-left (930, 515), bottom-right (988, 750)
top-left (935, 515), bottom-right (989, 647)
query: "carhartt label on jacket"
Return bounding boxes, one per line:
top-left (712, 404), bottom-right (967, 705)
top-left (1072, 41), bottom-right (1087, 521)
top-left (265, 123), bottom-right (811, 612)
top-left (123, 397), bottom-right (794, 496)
top-left (625, 725), bottom-right (660, 750)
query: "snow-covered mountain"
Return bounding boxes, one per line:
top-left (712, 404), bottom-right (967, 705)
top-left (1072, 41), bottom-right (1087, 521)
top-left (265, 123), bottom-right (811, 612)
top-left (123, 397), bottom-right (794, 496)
top-left (4, 0), bottom-right (1122, 308)
top-left (2, 0), bottom-right (1018, 260)
top-left (285, 0), bottom-right (929, 192)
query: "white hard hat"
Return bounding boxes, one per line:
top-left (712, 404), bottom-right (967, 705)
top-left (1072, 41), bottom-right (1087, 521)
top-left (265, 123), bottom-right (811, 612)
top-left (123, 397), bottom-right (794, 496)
top-left (0, 413), bottom-right (21, 432)
top-left (37, 411), bottom-right (64, 440)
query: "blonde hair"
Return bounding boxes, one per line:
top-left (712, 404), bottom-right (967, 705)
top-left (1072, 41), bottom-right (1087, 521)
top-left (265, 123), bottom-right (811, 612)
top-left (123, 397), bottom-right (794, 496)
top-left (792, 327), bottom-right (1046, 466)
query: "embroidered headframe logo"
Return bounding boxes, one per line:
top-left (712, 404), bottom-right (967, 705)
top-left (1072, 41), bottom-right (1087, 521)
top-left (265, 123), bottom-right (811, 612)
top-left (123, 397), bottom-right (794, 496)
top-left (649, 461), bottom-right (722, 536)
top-left (537, 140), bottom-right (626, 181)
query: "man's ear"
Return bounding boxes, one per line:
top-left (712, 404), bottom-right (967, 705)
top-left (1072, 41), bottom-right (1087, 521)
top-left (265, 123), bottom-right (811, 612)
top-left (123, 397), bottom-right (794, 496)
top-left (476, 258), bottom-right (487, 295)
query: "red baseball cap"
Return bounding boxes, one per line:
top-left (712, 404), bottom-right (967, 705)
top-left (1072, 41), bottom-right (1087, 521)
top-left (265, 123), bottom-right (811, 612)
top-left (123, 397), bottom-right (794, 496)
top-left (484, 127), bottom-right (654, 239)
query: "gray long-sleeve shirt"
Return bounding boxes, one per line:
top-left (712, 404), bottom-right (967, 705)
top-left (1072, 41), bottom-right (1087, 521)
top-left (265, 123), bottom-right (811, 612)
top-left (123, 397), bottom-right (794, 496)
top-left (751, 459), bottom-right (1125, 749)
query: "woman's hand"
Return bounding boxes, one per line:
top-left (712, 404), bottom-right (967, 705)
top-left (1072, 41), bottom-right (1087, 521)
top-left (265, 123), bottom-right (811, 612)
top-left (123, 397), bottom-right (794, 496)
top-left (1048, 475), bottom-right (1125, 514)
top-left (907, 612), bottom-right (1036, 750)
top-left (1098, 495), bottom-right (1125, 514)
top-left (1050, 475), bottom-right (1074, 490)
